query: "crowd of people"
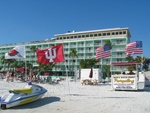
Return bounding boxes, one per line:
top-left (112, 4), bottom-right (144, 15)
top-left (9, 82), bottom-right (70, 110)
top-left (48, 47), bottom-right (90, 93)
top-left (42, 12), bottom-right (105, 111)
top-left (0, 69), bottom-right (37, 83)
top-left (121, 70), bottom-right (135, 75)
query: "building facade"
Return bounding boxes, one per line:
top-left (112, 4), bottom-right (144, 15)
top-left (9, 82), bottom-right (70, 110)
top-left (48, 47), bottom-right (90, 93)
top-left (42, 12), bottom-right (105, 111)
top-left (0, 27), bottom-right (131, 74)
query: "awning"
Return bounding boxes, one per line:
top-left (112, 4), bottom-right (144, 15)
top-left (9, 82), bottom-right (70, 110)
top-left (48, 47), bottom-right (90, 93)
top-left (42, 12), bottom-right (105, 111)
top-left (16, 68), bottom-right (29, 72)
top-left (112, 62), bottom-right (140, 66)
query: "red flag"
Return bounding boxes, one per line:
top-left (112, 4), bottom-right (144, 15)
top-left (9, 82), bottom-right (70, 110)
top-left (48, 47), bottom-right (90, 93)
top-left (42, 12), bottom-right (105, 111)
top-left (89, 68), bottom-right (93, 78)
top-left (36, 44), bottom-right (65, 64)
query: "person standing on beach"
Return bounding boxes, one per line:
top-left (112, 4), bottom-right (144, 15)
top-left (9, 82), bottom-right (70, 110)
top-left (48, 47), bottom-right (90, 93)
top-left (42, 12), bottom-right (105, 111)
top-left (6, 70), bottom-right (10, 82)
top-left (29, 70), bottom-right (33, 82)
top-left (11, 69), bottom-right (15, 82)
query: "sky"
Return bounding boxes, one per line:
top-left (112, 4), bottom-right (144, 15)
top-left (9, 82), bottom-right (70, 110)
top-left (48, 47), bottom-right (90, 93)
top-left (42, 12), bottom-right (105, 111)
top-left (0, 0), bottom-right (150, 57)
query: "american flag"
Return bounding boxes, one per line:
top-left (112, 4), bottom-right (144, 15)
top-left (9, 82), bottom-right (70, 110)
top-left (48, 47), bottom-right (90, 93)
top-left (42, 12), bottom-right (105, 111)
top-left (96, 44), bottom-right (111, 60)
top-left (126, 41), bottom-right (143, 56)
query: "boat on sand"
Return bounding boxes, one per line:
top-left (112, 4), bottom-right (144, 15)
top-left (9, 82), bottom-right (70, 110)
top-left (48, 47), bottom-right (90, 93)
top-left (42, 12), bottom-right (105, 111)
top-left (0, 82), bottom-right (47, 109)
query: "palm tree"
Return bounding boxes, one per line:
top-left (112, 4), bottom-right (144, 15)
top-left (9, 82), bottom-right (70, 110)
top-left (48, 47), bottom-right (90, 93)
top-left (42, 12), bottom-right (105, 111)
top-left (135, 56), bottom-right (150, 71)
top-left (69, 48), bottom-right (77, 76)
top-left (36, 61), bottom-right (55, 73)
top-left (79, 58), bottom-right (99, 68)
top-left (135, 56), bottom-right (142, 63)
top-left (142, 58), bottom-right (150, 71)
top-left (1, 55), bottom-right (7, 71)
top-left (126, 56), bottom-right (134, 62)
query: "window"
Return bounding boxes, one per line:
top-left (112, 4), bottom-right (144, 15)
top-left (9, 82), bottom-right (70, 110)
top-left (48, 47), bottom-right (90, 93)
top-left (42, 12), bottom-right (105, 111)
top-left (71, 36), bottom-right (73, 39)
top-left (112, 32), bottom-right (115, 35)
top-left (107, 33), bottom-right (110, 35)
top-left (74, 36), bottom-right (77, 38)
top-left (94, 34), bottom-right (97, 36)
top-left (63, 37), bottom-right (66, 39)
top-left (78, 35), bottom-right (81, 38)
top-left (119, 32), bottom-right (122, 35)
top-left (116, 32), bottom-right (118, 35)
top-left (123, 31), bottom-right (126, 34)
top-left (90, 34), bottom-right (93, 37)
top-left (103, 33), bottom-right (106, 36)
top-left (98, 33), bottom-right (101, 36)
top-left (67, 37), bottom-right (69, 39)
top-left (82, 35), bottom-right (85, 37)
top-left (86, 34), bottom-right (89, 37)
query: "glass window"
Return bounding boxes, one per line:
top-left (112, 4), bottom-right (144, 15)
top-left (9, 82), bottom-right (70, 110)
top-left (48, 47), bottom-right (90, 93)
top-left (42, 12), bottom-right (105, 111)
top-left (107, 33), bottom-right (110, 35)
top-left (112, 32), bottom-right (115, 35)
top-left (90, 34), bottom-right (93, 37)
top-left (82, 35), bottom-right (85, 37)
top-left (116, 32), bottom-right (118, 35)
top-left (74, 36), bottom-right (77, 38)
top-left (98, 33), bottom-right (101, 36)
top-left (103, 33), bottom-right (106, 36)
top-left (86, 35), bottom-right (89, 37)
top-left (123, 31), bottom-right (126, 34)
top-left (94, 34), bottom-right (97, 36)
top-left (78, 35), bottom-right (81, 38)
top-left (119, 32), bottom-right (122, 34)
top-left (67, 37), bottom-right (69, 39)
top-left (71, 36), bottom-right (73, 38)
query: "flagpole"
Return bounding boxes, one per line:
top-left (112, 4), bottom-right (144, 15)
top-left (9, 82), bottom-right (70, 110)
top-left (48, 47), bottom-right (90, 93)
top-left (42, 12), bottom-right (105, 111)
top-left (24, 58), bottom-right (27, 81)
top-left (110, 49), bottom-right (112, 77)
top-left (62, 42), bottom-right (71, 98)
top-left (141, 41), bottom-right (144, 71)
top-left (141, 52), bottom-right (144, 71)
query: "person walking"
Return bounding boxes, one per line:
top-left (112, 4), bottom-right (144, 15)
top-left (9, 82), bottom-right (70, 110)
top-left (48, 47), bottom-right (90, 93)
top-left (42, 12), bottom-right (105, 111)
top-left (6, 70), bottom-right (10, 82)
top-left (11, 69), bottom-right (15, 82)
top-left (29, 70), bottom-right (33, 82)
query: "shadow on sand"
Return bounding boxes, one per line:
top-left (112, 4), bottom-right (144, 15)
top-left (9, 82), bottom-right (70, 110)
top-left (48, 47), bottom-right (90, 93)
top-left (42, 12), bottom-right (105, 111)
top-left (11, 96), bottom-right (60, 109)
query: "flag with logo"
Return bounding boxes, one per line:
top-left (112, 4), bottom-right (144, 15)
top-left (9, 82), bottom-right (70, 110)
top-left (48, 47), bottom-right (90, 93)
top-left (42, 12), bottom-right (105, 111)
top-left (36, 44), bottom-right (65, 64)
top-left (96, 44), bottom-right (111, 60)
top-left (126, 41), bottom-right (143, 56)
top-left (5, 45), bottom-right (26, 59)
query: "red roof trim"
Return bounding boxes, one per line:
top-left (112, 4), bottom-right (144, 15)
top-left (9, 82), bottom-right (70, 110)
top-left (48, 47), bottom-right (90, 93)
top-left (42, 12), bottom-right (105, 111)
top-left (112, 62), bottom-right (140, 66)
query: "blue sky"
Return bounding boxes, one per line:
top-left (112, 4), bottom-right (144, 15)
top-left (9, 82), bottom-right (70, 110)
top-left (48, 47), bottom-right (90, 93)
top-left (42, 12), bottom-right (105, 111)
top-left (0, 0), bottom-right (150, 57)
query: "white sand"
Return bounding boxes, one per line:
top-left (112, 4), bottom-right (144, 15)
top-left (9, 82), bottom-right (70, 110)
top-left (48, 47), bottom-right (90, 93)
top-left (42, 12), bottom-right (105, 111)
top-left (0, 79), bottom-right (150, 113)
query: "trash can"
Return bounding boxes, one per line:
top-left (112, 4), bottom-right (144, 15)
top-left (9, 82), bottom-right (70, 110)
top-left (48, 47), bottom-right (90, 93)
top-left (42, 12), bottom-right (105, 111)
top-left (47, 76), bottom-right (52, 82)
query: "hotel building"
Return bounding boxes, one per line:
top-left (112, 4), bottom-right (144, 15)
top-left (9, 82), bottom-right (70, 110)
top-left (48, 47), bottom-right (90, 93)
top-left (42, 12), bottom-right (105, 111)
top-left (0, 27), bottom-right (131, 75)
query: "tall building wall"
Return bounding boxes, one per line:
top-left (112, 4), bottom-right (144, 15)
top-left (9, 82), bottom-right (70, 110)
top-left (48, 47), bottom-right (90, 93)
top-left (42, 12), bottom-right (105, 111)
top-left (0, 27), bottom-right (131, 73)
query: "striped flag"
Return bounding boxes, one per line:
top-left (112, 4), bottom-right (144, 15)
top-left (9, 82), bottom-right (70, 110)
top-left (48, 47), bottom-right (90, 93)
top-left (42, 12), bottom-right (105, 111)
top-left (96, 44), bottom-right (111, 60)
top-left (126, 41), bottom-right (143, 56)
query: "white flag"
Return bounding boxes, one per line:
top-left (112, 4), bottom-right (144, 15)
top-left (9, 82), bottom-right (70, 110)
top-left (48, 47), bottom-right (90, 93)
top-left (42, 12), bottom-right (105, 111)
top-left (5, 46), bottom-right (26, 59)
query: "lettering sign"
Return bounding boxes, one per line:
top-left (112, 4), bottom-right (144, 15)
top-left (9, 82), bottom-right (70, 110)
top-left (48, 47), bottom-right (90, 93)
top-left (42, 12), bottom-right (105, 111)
top-left (112, 75), bottom-right (137, 90)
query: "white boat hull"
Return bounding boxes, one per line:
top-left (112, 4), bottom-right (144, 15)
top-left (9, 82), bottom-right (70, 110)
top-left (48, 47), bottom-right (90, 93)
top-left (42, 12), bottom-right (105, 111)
top-left (0, 83), bottom-right (47, 109)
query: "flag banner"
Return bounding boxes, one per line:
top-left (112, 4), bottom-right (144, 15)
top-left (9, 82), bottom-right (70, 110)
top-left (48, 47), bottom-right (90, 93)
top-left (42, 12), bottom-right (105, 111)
top-left (126, 41), bottom-right (143, 56)
top-left (36, 44), bottom-right (65, 64)
top-left (5, 45), bottom-right (26, 59)
top-left (96, 44), bottom-right (111, 60)
top-left (89, 68), bottom-right (93, 78)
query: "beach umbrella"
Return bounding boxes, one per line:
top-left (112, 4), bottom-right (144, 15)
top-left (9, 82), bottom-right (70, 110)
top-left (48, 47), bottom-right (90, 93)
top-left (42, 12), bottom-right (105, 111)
top-left (89, 68), bottom-right (93, 78)
top-left (16, 68), bottom-right (29, 72)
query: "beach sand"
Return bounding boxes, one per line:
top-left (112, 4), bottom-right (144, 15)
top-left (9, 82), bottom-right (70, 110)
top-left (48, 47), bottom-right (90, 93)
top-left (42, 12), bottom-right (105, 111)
top-left (0, 79), bottom-right (150, 113)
